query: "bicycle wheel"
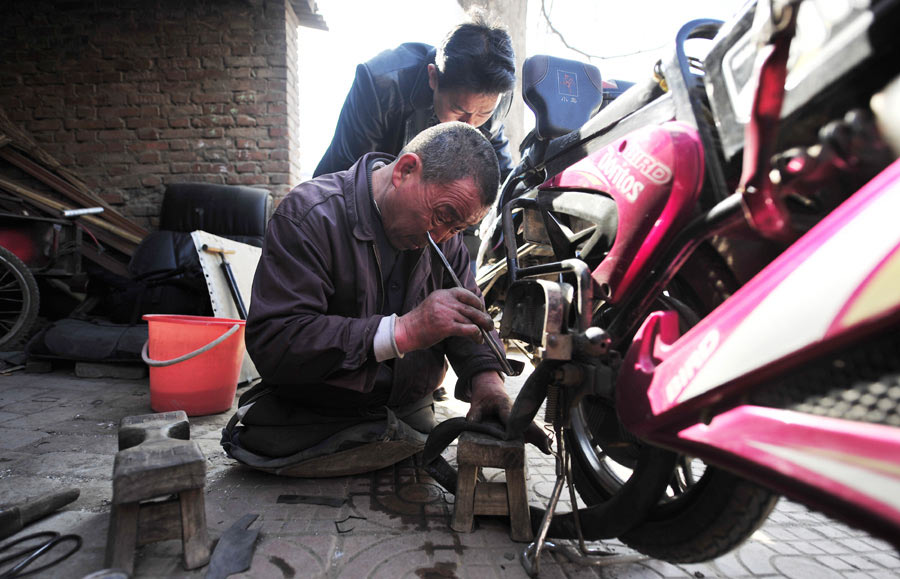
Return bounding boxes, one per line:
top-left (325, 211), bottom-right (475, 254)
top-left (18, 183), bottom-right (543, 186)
top-left (0, 245), bottom-right (40, 349)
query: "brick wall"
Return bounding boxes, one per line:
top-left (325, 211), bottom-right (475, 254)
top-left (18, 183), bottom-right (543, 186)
top-left (0, 0), bottom-right (299, 229)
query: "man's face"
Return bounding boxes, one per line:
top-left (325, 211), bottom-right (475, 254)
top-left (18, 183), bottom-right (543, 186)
top-left (382, 156), bottom-right (488, 251)
top-left (427, 64), bottom-right (499, 128)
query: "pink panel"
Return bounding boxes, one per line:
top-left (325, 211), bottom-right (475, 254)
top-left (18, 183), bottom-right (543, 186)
top-left (678, 406), bottom-right (900, 526)
top-left (616, 158), bottom-right (900, 427)
top-left (541, 122), bottom-right (704, 303)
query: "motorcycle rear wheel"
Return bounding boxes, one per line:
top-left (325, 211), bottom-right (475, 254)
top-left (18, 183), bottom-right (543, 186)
top-left (567, 245), bottom-right (779, 562)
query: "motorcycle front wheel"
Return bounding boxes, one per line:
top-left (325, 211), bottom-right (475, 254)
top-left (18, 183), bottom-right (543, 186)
top-left (567, 245), bottom-right (779, 562)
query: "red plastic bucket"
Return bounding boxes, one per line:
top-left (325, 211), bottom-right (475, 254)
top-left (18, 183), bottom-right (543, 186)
top-left (141, 314), bottom-right (246, 416)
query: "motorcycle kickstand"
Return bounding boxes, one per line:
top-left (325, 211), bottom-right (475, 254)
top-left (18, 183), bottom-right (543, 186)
top-left (520, 456), bottom-right (566, 577)
top-left (521, 421), bottom-right (582, 576)
top-left (550, 452), bottom-right (649, 566)
top-left (520, 428), bottom-right (648, 575)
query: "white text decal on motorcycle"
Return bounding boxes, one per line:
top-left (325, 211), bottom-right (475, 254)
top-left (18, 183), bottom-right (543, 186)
top-left (596, 148), bottom-right (645, 202)
top-left (622, 145), bottom-right (673, 185)
top-left (666, 329), bottom-right (720, 401)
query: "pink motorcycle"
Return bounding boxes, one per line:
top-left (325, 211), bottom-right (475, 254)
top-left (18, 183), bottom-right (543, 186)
top-left (425, 0), bottom-right (900, 573)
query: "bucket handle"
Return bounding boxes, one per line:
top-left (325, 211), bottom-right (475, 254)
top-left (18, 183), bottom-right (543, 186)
top-left (141, 322), bottom-right (242, 368)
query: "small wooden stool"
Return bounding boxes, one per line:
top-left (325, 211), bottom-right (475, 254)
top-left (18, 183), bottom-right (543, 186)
top-left (451, 430), bottom-right (533, 542)
top-left (105, 411), bottom-right (211, 574)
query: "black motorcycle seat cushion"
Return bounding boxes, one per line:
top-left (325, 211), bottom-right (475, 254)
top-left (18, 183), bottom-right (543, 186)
top-left (523, 55), bottom-right (605, 140)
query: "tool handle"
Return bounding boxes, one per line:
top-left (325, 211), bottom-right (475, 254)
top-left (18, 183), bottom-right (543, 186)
top-left (222, 262), bottom-right (248, 319)
top-left (0, 488), bottom-right (80, 540)
top-left (201, 244), bottom-right (236, 255)
top-left (18, 489), bottom-right (80, 527)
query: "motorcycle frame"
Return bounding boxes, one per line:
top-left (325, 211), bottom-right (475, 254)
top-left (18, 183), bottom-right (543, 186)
top-left (488, 0), bottom-right (900, 554)
top-left (616, 161), bottom-right (900, 546)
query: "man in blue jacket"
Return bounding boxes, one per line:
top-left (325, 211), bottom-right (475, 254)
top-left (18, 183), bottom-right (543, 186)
top-left (314, 13), bottom-right (516, 181)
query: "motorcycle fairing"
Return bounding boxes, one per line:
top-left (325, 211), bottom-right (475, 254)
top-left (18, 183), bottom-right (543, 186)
top-left (611, 158), bottom-right (900, 541)
top-left (678, 405), bottom-right (900, 541)
top-left (617, 156), bottom-right (900, 429)
top-left (541, 122), bottom-right (705, 303)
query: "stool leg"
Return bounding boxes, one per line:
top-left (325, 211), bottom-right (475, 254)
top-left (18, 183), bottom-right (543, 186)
top-left (451, 464), bottom-right (479, 533)
top-left (105, 502), bottom-right (139, 575)
top-left (179, 488), bottom-right (211, 569)
top-left (506, 466), bottom-right (533, 542)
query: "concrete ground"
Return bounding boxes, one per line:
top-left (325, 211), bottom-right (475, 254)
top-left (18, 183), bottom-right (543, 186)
top-left (0, 360), bottom-right (898, 578)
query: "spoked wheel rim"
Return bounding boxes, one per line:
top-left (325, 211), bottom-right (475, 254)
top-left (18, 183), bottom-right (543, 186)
top-left (0, 249), bottom-right (39, 349)
top-left (569, 401), bottom-right (709, 508)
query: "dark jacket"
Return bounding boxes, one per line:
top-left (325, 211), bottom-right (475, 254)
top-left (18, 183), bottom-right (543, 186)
top-left (246, 153), bottom-right (503, 407)
top-left (314, 43), bottom-right (514, 180)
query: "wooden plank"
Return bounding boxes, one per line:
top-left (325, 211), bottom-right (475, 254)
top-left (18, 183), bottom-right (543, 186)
top-left (505, 466), bottom-right (533, 542)
top-left (112, 440), bottom-right (205, 504)
top-left (457, 431), bottom-right (525, 470)
top-left (0, 147), bottom-right (147, 237)
top-left (136, 498), bottom-right (182, 545)
top-left (0, 148), bottom-right (148, 239)
top-left (179, 487), bottom-right (211, 569)
top-left (450, 464), bottom-right (479, 533)
top-left (105, 501), bottom-right (139, 575)
top-left (81, 245), bottom-right (130, 278)
top-left (473, 482), bottom-right (509, 516)
top-left (0, 175), bottom-right (142, 247)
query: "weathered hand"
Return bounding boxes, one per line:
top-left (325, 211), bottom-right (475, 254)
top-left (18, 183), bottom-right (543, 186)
top-left (466, 372), bottom-right (552, 454)
top-left (395, 288), bottom-right (493, 353)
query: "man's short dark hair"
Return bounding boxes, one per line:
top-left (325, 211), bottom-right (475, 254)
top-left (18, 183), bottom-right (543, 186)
top-left (435, 11), bottom-right (516, 96)
top-left (402, 121), bottom-right (500, 206)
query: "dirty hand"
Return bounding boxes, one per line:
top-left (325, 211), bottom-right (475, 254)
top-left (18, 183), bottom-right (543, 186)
top-left (395, 288), bottom-right (493, 354)
top-left (466, 372), bottom-right (552, 454)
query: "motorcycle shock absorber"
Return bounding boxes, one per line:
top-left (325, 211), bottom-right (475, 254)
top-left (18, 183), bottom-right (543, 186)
top-left (544, 383), bottom-right (560, 425)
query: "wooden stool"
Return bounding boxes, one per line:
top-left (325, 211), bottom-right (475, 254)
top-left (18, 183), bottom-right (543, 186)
top-left (105, 411), bottom-right (211, 574)
top-left (451, 430), bottom-right (533, 542)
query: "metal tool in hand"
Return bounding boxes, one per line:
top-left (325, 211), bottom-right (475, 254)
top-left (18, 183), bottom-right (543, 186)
top-left (426, 232), bottom-right (522, 376)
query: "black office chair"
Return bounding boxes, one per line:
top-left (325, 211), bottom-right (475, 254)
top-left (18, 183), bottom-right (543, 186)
top-left (124, 183), bottom-right (273, 319)
top-left (158, 183), bottom-right (273, 247)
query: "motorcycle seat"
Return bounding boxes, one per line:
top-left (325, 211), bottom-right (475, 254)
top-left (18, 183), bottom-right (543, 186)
top-left (522, 55), bottom-right (605, 141)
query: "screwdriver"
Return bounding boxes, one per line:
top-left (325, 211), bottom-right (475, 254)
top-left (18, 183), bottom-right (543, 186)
top-left (426, 232), bottom-right (518, 375)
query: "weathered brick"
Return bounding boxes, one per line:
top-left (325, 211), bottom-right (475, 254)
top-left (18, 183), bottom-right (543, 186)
top-left (125, 117), bottom-right (168, 130)
top-left (29, 118), bottom-right (63, 131)
top-left (1, 0), bottom-right (298, 224)
top-left (167, 139), bottom-right (190, 151)
top-left (97, 129), bottom-right (132, 141)
top-left (127, 140), bottom-right (169, 152)
top-left (136, 127), bottom-right (161, 140)
top-left (227, 174), bottom-right (269, 185)
top-left (268, 173), bottom-right (292, 185)
top-left (167, 151), bottom-right (197, 162)
top-left (262, 161), bottom-right (289, 173)
top-left (99, 191), bottom-right (126, 204)
top-left (191, 91), bottom-right (231, 104)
